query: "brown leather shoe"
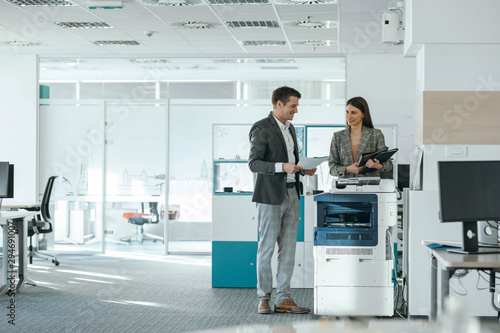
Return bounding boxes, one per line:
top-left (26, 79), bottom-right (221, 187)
top-left (258, 299), bottom-right (272, 314)
top-left (275, 298), bottom-right (310, 314)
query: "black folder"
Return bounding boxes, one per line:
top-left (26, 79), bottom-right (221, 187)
top-left (357, 148), bottom-right (398, 174)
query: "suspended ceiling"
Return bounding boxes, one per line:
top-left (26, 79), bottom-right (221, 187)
top-left (0, 0), bottom-right (403, 79)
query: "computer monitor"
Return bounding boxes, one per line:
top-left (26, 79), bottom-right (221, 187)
top-left (0, 162), bottom-right (14, 210)
top-left (438, 161), bottom-right (500, 254)
top-left (397, 164), bottom-right (410, 190)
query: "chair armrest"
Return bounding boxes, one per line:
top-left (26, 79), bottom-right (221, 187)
top-left (29, 218), bottom-right (53, 234)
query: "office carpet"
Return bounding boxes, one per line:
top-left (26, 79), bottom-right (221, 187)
top-left (0, 253), bottom-right (318, 333)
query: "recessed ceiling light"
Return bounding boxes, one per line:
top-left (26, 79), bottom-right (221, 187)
top-left (227, 21), bottom-right (280, 28)
top-left (171, 21), bottom-right (223, 29)
top-left (241, 41), bottom-right (287, 46)
top-left (87, 0), bottom-right (123, 9)
top-left (54, 22), bottom-right (113, 29)
top-left (207, 0), bottom-right (269, 4)
top-left (139, 0), bottom-right (202, 5)
top-left (6, 0), bottom-right (76, 6)
top-left (92, 40), bottom-right (140, 46)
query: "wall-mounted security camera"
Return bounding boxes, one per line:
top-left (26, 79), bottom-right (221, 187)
top-left (144, 31), bottom-right (154, 37)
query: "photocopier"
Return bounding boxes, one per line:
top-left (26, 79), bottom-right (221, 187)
top-left (313, 177), bottom-right (398, 316)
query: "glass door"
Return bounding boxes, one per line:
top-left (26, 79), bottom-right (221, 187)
top-left (39, 100), bottom-right (105, 254)
top-left (103, 101), bottom-right (168, 255)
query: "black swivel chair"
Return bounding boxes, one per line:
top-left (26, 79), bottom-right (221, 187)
top-left (120, 202), bottom-right (163, 244)
top-left (27, 176), bottom-right (59, 266)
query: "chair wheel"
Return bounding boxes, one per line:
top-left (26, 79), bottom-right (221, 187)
top-left (53, 260), bottom-right (60, 266)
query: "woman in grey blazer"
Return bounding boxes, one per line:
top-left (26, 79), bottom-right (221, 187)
top-left (329, 96), bottom-right (392, 178)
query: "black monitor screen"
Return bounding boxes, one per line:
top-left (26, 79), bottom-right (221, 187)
top-left (398, 164), bottom-right (410, 189)
top-left (0, 162), bottom-right (9, 198)
top-left (438, 161), bottom-right (500, 222)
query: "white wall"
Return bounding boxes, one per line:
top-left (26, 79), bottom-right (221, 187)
top-left (346, 54), bottom-right (417, 166)
top-left (0, 55), bottom-right (38, 204)
top-left (417, 44), bottom-right (500, 92)
top-left (405, 0), bottom-right (500, 55)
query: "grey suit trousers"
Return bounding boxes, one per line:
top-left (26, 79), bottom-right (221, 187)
top-left (256, 187), bottom-right (299, 304)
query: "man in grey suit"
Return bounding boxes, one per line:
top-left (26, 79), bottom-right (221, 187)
top-left (248, 86), bottom-right (316, 314)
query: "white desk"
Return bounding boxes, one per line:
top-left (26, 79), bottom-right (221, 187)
top-left (0, 210), bottom-right (37, 295)
top-left (424, 241), bottom-right (500, 320)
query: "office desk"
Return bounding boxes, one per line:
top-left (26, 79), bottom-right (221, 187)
top-left (424, 241), bottom-right (500, 320)
top-left (0, 210), bottom-right (36, 295)
top-left (1, 203), bottom-right (40, 210)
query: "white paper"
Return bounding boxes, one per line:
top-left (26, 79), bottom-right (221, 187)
top-left (297, 156), bottom-right (328, 170)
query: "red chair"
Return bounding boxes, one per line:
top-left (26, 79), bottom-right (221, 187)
top-left (120, 202), bottom-right (163, 244)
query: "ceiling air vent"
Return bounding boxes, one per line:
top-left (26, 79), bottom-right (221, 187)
top-left (128, 58), bottom-right (171, 64)
top-left (6, 0), bottom-right (76, 5)
top-left (256, 59), bottom-right (296, 64)
top-left (212, 59), bottom-right (249, 64)
top-left (292, 40), bottom-right (335, 47)
top-left (54, 22), bottom-right (113, 29)
top-left (260, 66), bottom-right (298, 70)
top-left (207, 0), bottom-right (269, 5)
top-left (227, 21), bottom-right (279, 28)
top-left (284, 20), bottom-right (336, 29)
top-left (190, 65), bottom-right (216, 70)
top-left (241, 40), bottom-right (287, 46)
top-left (5, 41), bottom-right (38, 46)
top-left (139, 0), bottom-right (202, 6)
top-left (92, 40), bottom-right (140, 46)
top-left (141, 65), bottom-right (180, 71)
top-left (274, 0), bottom-right (336, 4)
top-left (171, 21), bottom-right (223, 29)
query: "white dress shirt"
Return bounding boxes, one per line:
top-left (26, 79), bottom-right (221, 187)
top-left (272, 115), bottom-right (296, 183)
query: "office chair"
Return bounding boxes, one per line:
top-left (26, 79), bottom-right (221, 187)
top-left (120, 202), bottom-right (163, 244)
top-left (27, 176), bottom-right (59, 266)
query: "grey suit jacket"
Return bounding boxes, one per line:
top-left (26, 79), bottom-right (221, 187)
top-left (248, 112), bottom-right (300, 205)
top-left (328, 126), bottom-right (392, 178)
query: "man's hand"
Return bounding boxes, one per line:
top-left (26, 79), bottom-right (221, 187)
top-left (303, 168), bottom-right (317, 176)
top-left (283, 163), bottom-right (303, 174)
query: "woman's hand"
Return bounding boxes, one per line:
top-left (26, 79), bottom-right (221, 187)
top-left (365, 158), bottom-right (383, 170)
top-left (303, 168), bottom-right (317, 176)
top-left (345, 163), bottom-right (364, 174)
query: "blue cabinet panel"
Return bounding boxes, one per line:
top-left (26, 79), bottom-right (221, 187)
top-left (212, 241), bottom-right (258, 288)
top-left (297, 196), bottom-right (304, 242)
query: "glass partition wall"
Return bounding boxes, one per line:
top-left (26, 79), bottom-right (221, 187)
top-left (39, 57), bottom-right (346, 255)
top-left (39, 100), bottom-right (168, 255)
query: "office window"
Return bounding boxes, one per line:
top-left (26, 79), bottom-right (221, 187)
top-left (160, 82), bottom-right (236, 99)
top-left (40, 82), bottom-right (77, 99)
top-left (79, 82), bottom-right (157, 99)
top-left (240, 80), bottom-right (344, 100)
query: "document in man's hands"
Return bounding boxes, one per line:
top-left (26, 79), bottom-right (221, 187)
top-left (297, 156), bottom-right (328, 170)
